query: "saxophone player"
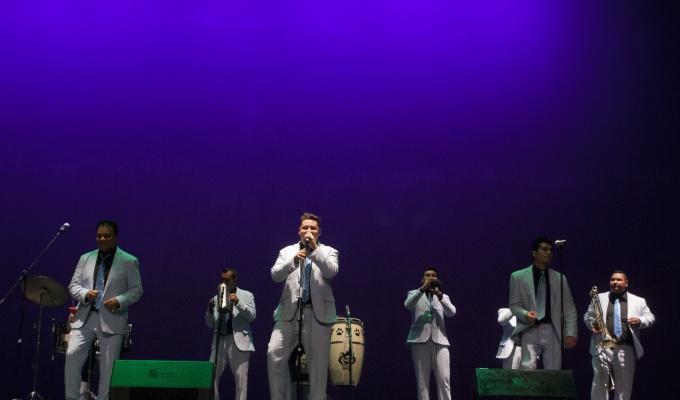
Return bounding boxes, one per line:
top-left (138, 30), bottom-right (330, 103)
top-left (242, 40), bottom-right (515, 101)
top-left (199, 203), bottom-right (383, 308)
top-left (584, 270), bottom-right (655, 400)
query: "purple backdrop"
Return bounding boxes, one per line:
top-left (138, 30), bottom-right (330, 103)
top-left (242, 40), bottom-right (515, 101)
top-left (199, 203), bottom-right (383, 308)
top-left (1, 1), bottom-right (678, 398)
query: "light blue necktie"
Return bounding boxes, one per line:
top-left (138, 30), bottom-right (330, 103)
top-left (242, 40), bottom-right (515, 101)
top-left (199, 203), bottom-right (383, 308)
top-left (94, 260), bottom-right (105, 310)
top-left (301, 259), bottom-right (312, 303)
top-left (536, 271), bottom-right (547, 320)
top-left (613, 298), bottom-right (623, 337)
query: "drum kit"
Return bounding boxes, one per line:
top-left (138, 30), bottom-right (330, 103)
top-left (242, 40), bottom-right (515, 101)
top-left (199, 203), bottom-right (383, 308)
top-left (8, 275), bottom-right (133, 400)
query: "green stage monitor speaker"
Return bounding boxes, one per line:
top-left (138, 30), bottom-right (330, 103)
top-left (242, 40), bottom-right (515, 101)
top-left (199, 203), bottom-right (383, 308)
top-left (474, 368), bottom-right (577, 399)
top-left (110, 360), bottom-right (214, 400)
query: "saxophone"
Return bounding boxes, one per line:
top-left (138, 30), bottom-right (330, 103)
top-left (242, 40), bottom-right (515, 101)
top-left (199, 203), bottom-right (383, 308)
top-left (589, 286), bottom-right (616, 391)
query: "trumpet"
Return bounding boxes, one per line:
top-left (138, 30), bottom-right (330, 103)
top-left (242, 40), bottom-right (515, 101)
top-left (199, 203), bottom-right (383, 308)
top-left (589, 285), bottom-right (616, 391)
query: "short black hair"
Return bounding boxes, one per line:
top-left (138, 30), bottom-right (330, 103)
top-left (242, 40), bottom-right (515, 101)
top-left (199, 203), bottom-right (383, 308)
top-left (611, 269), bottom-right (628, 281)
top-left (97, 220), bottom-right (118, 236)
top-left (531, 236), bottom-right (552, 251)
top-left (300, 212), bottom-right (321, 226)
top-left (222, 268), bottom-right (238, 278)
top-left (424, 266), bottom-right (439, 275)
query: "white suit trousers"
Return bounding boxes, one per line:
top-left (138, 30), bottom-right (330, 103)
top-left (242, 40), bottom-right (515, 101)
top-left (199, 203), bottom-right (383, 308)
top-left (520, 323), bottom-right (561, 370)
top-left (267, 306), bottom-right (332, 400)
top-left (211, 334), bottom-right (250, 400)
top-left (410, 340), bottom-right (452, 400)
top-left (590, 344), bottom-right (636, 400)
top-left (65, 312), bottom-right (123, 400)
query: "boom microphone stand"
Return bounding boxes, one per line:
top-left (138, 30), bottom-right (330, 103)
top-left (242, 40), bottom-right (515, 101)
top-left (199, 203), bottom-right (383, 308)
top-left (0, 222), bottom-right (70, 400)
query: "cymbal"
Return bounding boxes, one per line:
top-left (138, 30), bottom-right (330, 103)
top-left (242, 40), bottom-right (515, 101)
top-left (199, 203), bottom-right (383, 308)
top-left (22, 276), bottom-right (69, 307)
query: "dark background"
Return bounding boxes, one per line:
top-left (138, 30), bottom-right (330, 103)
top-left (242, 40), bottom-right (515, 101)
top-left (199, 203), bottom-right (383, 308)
top-left (1, 1), bottom-right (677, 398)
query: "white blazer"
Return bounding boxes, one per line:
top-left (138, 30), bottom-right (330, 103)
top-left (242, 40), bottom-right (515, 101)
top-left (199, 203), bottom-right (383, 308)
top-left (206, 287), bottom-right (256, 352)
top-left (405, 290), bottom-right (456, 346)
top-left (509, 265), bottom-right (578, 341)
top-left (68, 247), bottom-right (143, 335)
top-left (496, 308), bottom-right (518, 359)
top-left (584, 291), bottom-right (655, 359)
top-left (271, 242), bottom-right (339, 324)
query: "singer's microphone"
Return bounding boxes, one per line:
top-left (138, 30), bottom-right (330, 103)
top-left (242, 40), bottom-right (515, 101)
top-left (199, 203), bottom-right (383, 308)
top-left (345, 305), bottom-right (351, 318)
top-left (59, 222), bottom-right (71, 232)
top-left (554, 239), bottom-right (567, 246)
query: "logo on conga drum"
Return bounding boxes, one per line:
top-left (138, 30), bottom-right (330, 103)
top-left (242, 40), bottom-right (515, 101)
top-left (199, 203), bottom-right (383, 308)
top-left (338, 350), bottom-right (356, 370)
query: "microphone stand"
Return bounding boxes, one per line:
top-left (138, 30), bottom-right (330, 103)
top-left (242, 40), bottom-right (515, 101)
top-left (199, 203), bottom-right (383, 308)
top-left (0, 225), bottom-right (68, 400)
top-left (212, 286), bottom-right (228, 398)
top-left (295, 253), bottom-right (305, 400)
top-left (345, 306), bottom-right (354, 400)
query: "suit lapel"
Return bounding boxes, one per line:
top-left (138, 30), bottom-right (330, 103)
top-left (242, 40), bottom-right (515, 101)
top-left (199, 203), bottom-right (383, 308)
top-left (526, 267), bottom-right (537, 307)
top-left (104, 248), bottom-right (121, 293)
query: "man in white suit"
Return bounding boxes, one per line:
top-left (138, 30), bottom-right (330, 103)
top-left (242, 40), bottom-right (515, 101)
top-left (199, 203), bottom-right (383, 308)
top-left (405, 267), bottom-right (456, 400)
top-left (206, 268), bottom-right (256, 400)
top-left (584, 270), bottom-right (655, 400)
top-left (267, 212), bottom-right (339, 400)
top-left (508, 237), bottom-right (577, 370)
top-left (496, 308), bottom-right (521, 369)
top-left (65, 220), bottom-right (143, 400)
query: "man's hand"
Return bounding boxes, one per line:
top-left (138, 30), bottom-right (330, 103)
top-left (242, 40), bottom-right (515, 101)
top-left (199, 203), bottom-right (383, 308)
top-left (304, 234), bottom-right (317, 251)
top-left (591, 322), bottom-right (602, 333)
top-left (103, 298), bottom-right (120, 311)
top-left (295, 249), bottom-right (308, 263)
top-left (432, 288), bottom-right (444, 301)
top-left (627, 317), bottom-right (641, 327)
top-left (229, 293), bottom-right (239, 305)
top-left (564, 336), bottom-right (577, 349)
top-left (420, 277), bottom-right (433, 293)
top-left (86, 290), bottom-right (99, 301)
top-left (208, 298), bottom-right (215, 312)
top-left (526, 311), bottom-right (538, 325)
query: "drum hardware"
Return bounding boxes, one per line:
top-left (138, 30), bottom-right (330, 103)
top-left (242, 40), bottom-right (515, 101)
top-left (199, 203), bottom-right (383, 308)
top-left (0, 223), bottom-right (69, 400)
top-left (21, 276), bottom-right (69, 400)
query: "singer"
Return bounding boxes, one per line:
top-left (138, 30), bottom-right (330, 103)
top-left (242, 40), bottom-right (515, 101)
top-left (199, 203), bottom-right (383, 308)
top-left (64, 221), bottom-right (143, 400)
top-left (267, 212), bottom-right (339, 400)
top-left (508, 236), bottom-right (577, 370)
top-left (206, 268), bottom-right (256, 400)
top-left (405, 267), bottom-right (456, 400)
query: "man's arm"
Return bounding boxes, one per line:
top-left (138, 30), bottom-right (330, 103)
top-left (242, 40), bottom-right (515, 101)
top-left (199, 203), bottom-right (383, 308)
top-left (441, 294), bottom-right (456, 317)
top-left (404, 290), bottom-right (423, 310)
top-left (235, 291), bottom-right (256, 322)
top-left (308, 245), bottom-right (339, 280)
top-left (113, 258), bottom-right (143, 310)
top-left (68, 254), bottom-right (92, 304)
top-left (271, 248), bottom-right (297, 283)
top-left (509, 273), bottom-right (531, 323)
top-left (561, 274), bottom-right (578, 341)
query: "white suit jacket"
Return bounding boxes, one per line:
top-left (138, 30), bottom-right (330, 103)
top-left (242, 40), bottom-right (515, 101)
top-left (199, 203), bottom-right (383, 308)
top-left (206, 287), bottom-right (256, 352)
top-left (405, 290), bottom-right (456, 346)
top-left (496, 308), bottom-right (518, 359)
top-left (271, 243), bottom-right (339, 324)
top-left (509, 265), bottom-right (578, 341)
top-left (68, 247), bottom-right (143, 335)
top-left (584, 291), bottom-right (655, 359)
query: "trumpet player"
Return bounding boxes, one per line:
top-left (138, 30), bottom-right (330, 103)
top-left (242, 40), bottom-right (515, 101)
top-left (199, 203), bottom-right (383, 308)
top-left (206, 268), bottom-right (256, 400)
top-left (584, 270), bottom-right (655, 400)
top-left (405, 267), bottom-right (456, 400)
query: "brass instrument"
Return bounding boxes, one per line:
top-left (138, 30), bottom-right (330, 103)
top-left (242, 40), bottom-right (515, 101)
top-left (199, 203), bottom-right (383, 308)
top-left (589, 286), bottom-right (616, 391)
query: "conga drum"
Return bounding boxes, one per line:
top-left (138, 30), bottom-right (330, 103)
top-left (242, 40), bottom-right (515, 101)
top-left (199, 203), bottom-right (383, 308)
top-left (329, 317), bottom-right (365, 386)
